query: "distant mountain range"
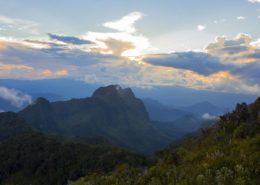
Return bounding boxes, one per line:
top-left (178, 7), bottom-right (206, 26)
top-left (180, 101), bottom-right (227, 116)
top-left (143, 98), bottom-right (226, 120)
top-left (0, 79), bottom-right (257, 109)
top-left (0, 83), bottom-right (227, 148)
top-left (143, 98), bottom-right (221, 139)
top-left (142, 98), bottom-right (189, 122)
top-left (18, 85), bottom-right (171, 153)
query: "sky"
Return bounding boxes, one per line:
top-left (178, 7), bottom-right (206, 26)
top-left (0, 0), bottom-right (260, 102)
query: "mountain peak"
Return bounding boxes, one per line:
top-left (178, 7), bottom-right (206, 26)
top-left (18, 85), bottom-right (169, 153)
top-left (92, 85), bottom-right (135, 100)
top-left (34, 97), bottom-right (50, 105)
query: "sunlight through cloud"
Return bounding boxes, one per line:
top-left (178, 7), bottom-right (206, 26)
top-left (103, 12), bottom-right (143, 33)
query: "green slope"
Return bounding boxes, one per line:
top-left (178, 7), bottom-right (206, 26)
top-left (0, 112), bottom-right (149, 185)
top-left (74, 97), bottom-right (260, 185)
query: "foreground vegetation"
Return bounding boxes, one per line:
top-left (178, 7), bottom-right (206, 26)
top-left (74, 98), bottom-right (260, 185)
top-left (0, 113), bottom-right (148, 185)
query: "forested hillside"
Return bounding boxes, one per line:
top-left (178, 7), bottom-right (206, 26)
top-left (74, 98), bottom-right (260, 185)
top-left (0, 112), bottom-right (149, 185)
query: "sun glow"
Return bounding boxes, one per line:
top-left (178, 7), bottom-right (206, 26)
top-left (82, 12), bottom-right (151, 60)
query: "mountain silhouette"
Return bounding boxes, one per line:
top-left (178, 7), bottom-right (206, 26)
top-left (19, 85), bottom-right (170, 153)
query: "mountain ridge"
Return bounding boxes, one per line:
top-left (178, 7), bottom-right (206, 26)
top-left (19, 85), bottom-right (171, 153)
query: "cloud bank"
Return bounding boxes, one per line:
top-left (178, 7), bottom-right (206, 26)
top-left (0, 12), bottom-right (259, 95)
top-left (0, 86), bottom-right (32, 108)
top-left (145, 52), bottom-right (227, 75)
top-left (144, 33), bottom-right (260, 94)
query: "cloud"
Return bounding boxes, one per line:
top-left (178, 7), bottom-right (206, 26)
top-left (0, 63), bottom-right (33, 70)
top-left (0, 34), bottom-right (259, 95)
top-left (202, 113), bottom-right (219, 120)
top-left (0, 37), bottom-right (119, 65)
top-left (81, 60), bottom-right (260, 94)
top-left (40, 69), bottom-right (68, 77)
top-left (0, 86), bottom-right (32, 108)
top-left (143, 34), bottom-right (260, 94)
top-left (103, 12), bottom-right (143, 33)
top-left (144, 52), bottom-right (228, 75)
top-left (205, 33), bottom-right (259, 64)
top-left (248, 0), bottom-right (260, 3)
top-left (0, 15), bottom-right (39, 35)
top-left (90, 38), bottom-right (135, 56)
top-left (0, 12), bottom-right (259, 95)
top-left (0, 61), bottom-right (34, 79)
top-left (197, 25), bottom-right (206, 31)
top-left (84, 31), bottom-right (150, 58)
top-left (82, 12), bottom-right (151, 59)
top-left (0, 37), bottom-right (50, 49)
top-left (48, 33), bottom-right (94, 45)
top-left (237, 16), bottom-right (246, 20)
top-left (0, 12), bottom-right (148, 61)
top-left (0, 36), bottom-right (124, 80)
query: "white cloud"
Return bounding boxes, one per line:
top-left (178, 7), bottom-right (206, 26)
top-left (0, 86), bottom-right (32, 108)
top-left (202, 113), bottom-right (219, 120)
top-left (197, 25), bottom-right (206, 31)
top-left (237, 16), bottom-right (246, 20)
top-left (83, 31), bottom-right (150, 58)
top-left (103, 12), bottom-right (143, 33)
top-left (83, 12), bottom-right (152, 59)
top-left (205, 33), bottom-right (256, 64)
top-left (0, 15), bottom-right (39, 35)
top-left (248, 0), bottom-right (260, 3)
